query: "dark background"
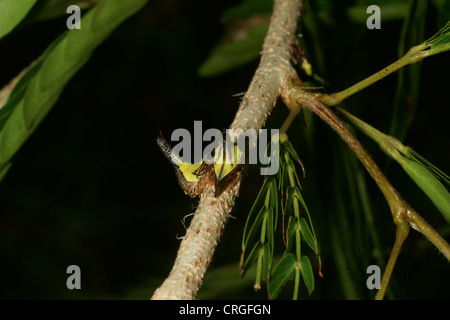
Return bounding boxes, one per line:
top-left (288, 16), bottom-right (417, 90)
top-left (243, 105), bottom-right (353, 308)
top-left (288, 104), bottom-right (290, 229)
top-left (0, 0), bottom-right (448, 299)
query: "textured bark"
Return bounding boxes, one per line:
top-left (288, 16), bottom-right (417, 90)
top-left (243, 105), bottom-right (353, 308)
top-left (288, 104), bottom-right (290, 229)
top-left (151, 0), bottom-right (304, 300)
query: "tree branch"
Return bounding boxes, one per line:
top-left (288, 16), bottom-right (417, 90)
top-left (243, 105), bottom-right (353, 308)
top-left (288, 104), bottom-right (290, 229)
top-left (151, 0), bottom-right (304, 300)
top-left (285, 87), bottom-right (450, 261)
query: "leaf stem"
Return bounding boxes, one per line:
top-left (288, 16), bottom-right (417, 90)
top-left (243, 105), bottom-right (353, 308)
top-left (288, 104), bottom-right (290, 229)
top-left (284, 86), bottom-right (450, 298)
top-left (317, 43), bottom-right (428, 106)
top-left (375, 219), bottom-right (409, 300)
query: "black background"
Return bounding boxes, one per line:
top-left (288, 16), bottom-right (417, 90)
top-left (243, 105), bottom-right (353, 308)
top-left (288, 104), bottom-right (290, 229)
top-left (0, 0), bottom-right (448, 299)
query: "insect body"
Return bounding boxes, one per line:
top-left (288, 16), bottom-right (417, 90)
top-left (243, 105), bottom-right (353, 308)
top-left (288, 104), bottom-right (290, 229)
top-left (157, 134), bottom-right (211, 198)
top-left (157, 132), bottom-right (245, 198)
top-left (212, 139), bottom-right (245, 197)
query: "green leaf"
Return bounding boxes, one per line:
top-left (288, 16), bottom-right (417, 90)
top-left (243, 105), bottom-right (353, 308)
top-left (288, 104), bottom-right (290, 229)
top-left (242, 206), bottom-right (266, 257)
top-left (346, 2), bottom-right (409, 24)
top-left (260, 209), bottom-right (267, 244)
top-left (299, 218), bottom-right (317, 253)
top-left (0, 0), bottom-right (149, 179)
top-left (242, 176), bottom-right (272, 248)
top-left (269, 177), bottom-right (278, 231)
top-left (399, 157), bottom-right (450, 224)
top-left (198, 22), bottom-right (269, 77)
top-left (425, 21), bottom-right (450, 54)
top-left (300, 256), bottom-right (314, 295)
top-left (266, 207), bottom-right (274, 249)
top-left (24, 0), bottom-right (99, 24)
top-left (240, 240), bottom-right (261, 277)
top-left (407, 148), bottom-right (450, 187)
top-left (0, 0), bottom-right (38, 40)
top-left (282, 140), bottom-right (304, 167)
top-left (285, 216), bottom-right (297, 253)
top-left (261, 243), bottom-right (271, 280)
top-left (389, 0), bottom-right (427, 142)
top-left (294, 186), bottom-right (309, 214)
top-left (268, 253), bottom-right (296, 299)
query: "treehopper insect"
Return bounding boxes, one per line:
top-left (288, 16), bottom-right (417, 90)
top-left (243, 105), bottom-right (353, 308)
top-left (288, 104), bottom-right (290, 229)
top-left (212, 138), bottom-right (246, 197)
top-left (156, 133), bottom-right (211, 198)
top-left (157, 131), bottom-right (246, 198)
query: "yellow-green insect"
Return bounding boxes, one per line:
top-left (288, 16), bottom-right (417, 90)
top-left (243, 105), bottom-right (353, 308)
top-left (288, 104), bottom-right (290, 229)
top-left (212, 139), bottom-right (245, 197)
top-left (157, 133), bottom-right (211, 198)
top-left (157, 132), bottom-right (245, 198)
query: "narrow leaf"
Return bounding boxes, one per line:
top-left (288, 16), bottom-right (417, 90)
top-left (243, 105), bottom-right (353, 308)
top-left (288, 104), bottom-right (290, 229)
top-left (242, 206), bottom-right (266, 257)
top-left (282, 140), bottom-right (304, 169)
top-left (407, 148), bottom-right (450, 187)
top-left (261, 243), bottom-right (271, 280)
top-left (299, 218), bottom-right (318, 253)
top-left (399, 157), bottom-right (450, 224)
top-left (425, 21), bottom-right (450, 54)
top-left (300, 256), bottom-right (314, 295)
top-left (269, 178), bottom-right (278, 231)
top-left (268, 253), bottom-right (296, 299)
top-left (240, 241), bottom-right (261, 277)
top-left (242, 176), bottom-right (272, 248)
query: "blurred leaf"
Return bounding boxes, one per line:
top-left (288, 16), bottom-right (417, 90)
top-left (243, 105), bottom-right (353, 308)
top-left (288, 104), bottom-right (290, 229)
top-left (0, 0), bottom-right (37, 40)
top-left (330, 219), bottom-right (363, 299)
top-left (346, 1), bottom-right (409, 24)
top-left (0, 0), bottom-right (149, 181)
top-left (268, 253), bottom-right (296, 299)
top-left (399, 157), bottom-right (450, 224)
top-left (198, 22), bottom-right (269, 77)
top-left (389, 0), bottom-right (427, 141)
top-left (198, 262), bottom-right (258, 300)
top-left (431, 0), bottom-right (450, 28)
top-left (25, 0), bottom-right (100, 24)
top-left (300, 255), bottom-right (314, 295)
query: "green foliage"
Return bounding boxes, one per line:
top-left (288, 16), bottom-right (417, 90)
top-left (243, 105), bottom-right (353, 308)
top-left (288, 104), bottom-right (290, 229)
top-left (399, 149), bottom-right (450, 224)
top-left (0, 0), bottom-right (37, 40)
top-left (346, 1), bottom-right (409, 23)
top-left (240, 134), bottom-right (320, 299)
top-left (25, 0), bottom-right (99, 24)
top-left (198, 23), bottom-right (269, 77)
top-left (389, 0), bottom-right (427, 141)
top-left (0, 0), bottom-right (148, 181)
top-left (339, 107), bottom-right (450, 225)
top-left (425, 21), bottom-right (450, 54)
top-left (197, 0), bottom-right (273, 77)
